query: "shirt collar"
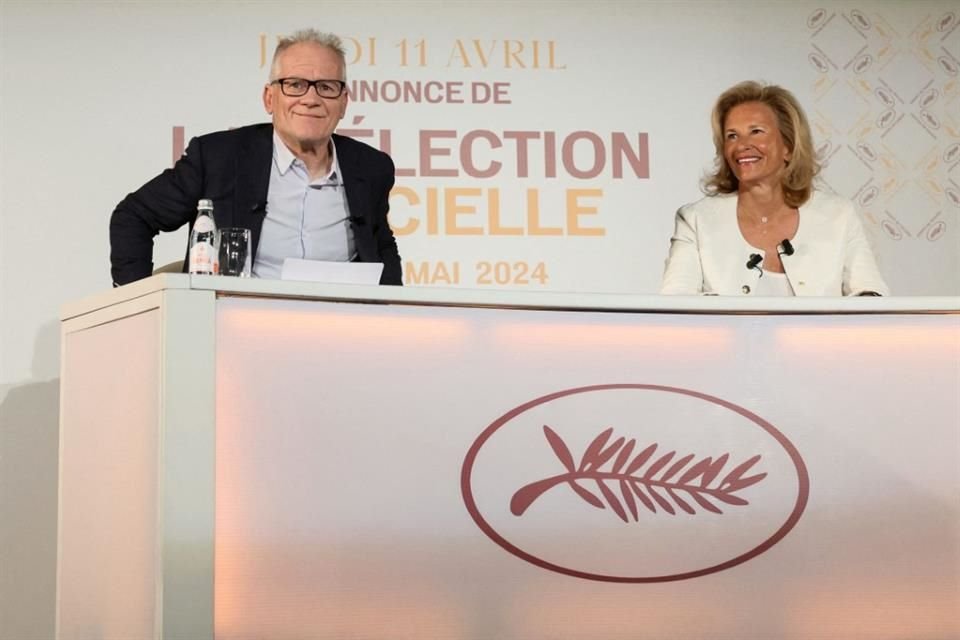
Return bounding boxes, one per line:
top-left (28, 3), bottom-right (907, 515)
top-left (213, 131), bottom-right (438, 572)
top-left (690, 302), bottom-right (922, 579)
top-left (272, 131), bottom-right (341, 183)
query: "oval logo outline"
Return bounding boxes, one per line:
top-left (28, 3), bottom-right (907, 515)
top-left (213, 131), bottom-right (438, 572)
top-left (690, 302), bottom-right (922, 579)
top-left (461, 384), bottom-right (811, 583)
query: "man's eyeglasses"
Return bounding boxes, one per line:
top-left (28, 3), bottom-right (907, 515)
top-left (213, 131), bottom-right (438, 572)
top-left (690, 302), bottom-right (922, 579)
top-left (272, 78), bottom-right (347, 99)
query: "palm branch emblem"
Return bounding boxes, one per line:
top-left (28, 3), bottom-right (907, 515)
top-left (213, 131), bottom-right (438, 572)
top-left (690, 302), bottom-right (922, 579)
top-left (511, 426), bottom-right (767, 521)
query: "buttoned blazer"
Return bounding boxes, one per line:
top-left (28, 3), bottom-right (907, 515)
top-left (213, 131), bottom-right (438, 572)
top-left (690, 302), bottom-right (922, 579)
top-left (660, 190), bottom-right (889, 296)
top-left (110, 123), bottom-right (401, 286)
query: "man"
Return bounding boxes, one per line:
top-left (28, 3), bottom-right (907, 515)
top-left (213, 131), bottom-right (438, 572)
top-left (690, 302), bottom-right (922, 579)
top-left (110, 29), bottom-right (401, 286)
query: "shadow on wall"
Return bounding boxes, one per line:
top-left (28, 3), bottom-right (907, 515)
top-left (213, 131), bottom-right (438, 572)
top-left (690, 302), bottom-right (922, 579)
top-left (0, 320), bottom-right (61, 640)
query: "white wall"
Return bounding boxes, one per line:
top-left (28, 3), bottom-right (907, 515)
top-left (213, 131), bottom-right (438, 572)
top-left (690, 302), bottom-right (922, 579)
top-left (2, 1), bottom-right (957, 636)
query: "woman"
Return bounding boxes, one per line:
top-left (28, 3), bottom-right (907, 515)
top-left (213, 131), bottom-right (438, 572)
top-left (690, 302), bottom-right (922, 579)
top-left (661, 81), bottom-right (888, 296)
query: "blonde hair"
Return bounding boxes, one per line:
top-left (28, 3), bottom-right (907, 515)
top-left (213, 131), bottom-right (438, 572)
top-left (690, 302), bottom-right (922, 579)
top-left (269, 29), bottom-right (347, 81)
top-left (704, 81), bottom-right (819, 208)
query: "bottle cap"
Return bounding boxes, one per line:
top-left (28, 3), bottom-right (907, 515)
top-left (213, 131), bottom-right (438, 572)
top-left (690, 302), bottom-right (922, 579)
top-left (198, 198), bottom-right (214, 210)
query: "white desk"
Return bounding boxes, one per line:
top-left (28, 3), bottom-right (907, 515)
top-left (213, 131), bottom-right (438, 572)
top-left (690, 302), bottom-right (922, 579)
top-left (58, 276), bottom-right (960, 639)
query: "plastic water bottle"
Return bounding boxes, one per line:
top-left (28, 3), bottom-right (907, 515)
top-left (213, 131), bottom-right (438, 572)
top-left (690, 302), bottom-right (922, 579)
top-left (188, 199), bottom-right (219, 275)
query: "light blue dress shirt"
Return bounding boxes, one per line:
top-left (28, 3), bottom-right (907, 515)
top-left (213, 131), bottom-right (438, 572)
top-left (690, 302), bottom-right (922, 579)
top-left (252, 133), bottom-right (356, 279)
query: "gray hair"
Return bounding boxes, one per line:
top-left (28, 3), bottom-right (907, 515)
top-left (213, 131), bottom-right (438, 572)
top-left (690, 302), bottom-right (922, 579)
top-left (269, 29), bottom-right (347, 81)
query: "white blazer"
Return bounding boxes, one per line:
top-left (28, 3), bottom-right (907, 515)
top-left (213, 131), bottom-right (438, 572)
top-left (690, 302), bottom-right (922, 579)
top-left (660, 191), bottom-right (890, 296)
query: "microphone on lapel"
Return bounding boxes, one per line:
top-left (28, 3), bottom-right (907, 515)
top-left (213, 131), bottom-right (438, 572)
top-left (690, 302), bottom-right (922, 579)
top-left (746, 253), bottom-right (764, 278)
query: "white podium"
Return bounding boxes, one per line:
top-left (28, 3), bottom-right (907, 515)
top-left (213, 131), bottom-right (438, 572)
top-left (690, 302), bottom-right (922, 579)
top-left (58, 276), bottom-right (960, 640)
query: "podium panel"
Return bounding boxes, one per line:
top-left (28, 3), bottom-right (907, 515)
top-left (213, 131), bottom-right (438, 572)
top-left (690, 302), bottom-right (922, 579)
top-left (213, 297), bottom-right (959, 640)
top-left (58, 309), bottom-right (161, 639)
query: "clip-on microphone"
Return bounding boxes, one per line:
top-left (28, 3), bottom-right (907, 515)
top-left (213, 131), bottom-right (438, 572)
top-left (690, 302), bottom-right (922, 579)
top-left (746, 253), bottom-right (764, 278)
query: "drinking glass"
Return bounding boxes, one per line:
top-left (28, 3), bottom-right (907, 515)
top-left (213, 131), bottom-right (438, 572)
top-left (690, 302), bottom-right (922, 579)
top-left (218, 228), bottom-right (252, 277)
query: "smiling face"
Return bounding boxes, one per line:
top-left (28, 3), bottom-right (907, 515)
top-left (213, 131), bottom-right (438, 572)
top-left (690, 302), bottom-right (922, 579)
top-left (262, 42), bottom-right (348, 154)
top-left (722, 101), bottom-right (792, 190)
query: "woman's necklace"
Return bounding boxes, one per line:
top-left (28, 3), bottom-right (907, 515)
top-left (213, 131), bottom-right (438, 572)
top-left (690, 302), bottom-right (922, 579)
top-left (739, 205), bottom-right (779, 234)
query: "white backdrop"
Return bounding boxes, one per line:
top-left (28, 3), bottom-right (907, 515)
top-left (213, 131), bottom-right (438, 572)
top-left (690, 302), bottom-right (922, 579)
top-left (1, 1), bottom-right (958, 637)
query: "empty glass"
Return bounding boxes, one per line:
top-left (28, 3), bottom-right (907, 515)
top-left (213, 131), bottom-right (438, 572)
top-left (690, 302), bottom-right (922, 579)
top-left (218, 228), bottom-right (252, 277)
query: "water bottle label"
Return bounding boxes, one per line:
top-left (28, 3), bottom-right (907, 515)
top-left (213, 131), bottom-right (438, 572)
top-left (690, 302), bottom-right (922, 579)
top-left (189, 241), bottom-right (215, 273)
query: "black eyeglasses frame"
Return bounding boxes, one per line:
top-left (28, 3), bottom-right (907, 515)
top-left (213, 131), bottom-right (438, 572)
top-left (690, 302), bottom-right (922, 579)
top-left (271, 78), bottom-right (347, 99)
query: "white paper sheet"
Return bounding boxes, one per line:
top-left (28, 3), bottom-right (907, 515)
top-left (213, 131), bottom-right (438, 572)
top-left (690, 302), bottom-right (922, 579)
top-left (280, 259), bottom-right (383, 285)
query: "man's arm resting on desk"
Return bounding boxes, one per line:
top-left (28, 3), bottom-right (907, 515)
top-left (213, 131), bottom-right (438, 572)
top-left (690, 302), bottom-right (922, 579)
top-left (109, 137), bottom-right (208, 286)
